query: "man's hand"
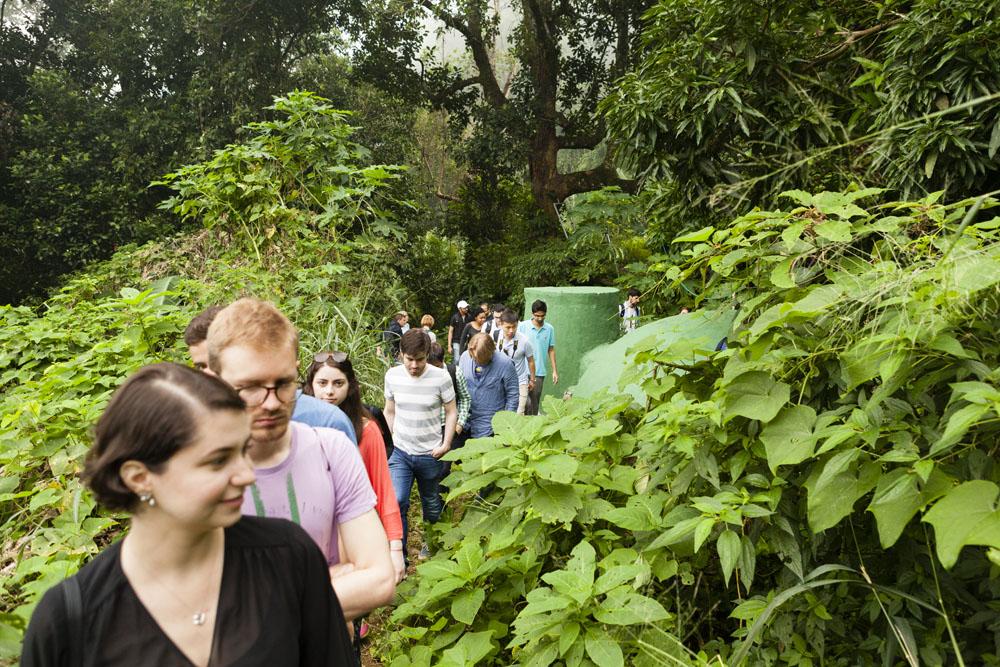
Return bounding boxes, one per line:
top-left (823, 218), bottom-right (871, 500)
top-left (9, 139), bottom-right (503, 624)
top-left (528, 378), bottom-right (535, 391)
top-left (455, 423), bottom-right (463, 435)
top-left (552, 370), bottom-right (559, 385)
top-left (431, 442), bottom-right (451, 459)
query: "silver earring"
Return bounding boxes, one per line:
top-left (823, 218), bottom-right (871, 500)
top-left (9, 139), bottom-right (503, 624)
top-left (139, 492), bottom-right (156, 507)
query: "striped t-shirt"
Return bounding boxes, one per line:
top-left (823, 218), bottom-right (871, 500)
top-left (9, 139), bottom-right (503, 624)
top-left (384, 364), bottom-right (456, 455)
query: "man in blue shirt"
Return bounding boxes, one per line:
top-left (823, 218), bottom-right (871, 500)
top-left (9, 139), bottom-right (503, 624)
top-left (459, 333), bottom-right (519, 437)
top-left (518, 299), bottom-right (558, 415)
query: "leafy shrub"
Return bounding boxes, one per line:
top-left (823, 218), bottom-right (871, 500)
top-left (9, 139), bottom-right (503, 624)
top-left (382, 189), bottom-right (1000, 666)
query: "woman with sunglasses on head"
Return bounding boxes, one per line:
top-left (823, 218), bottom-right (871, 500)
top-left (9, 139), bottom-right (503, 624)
top-left (22, 363), bottom-right (354, 667)
top-left (304, 352), bottom-right (405, 585)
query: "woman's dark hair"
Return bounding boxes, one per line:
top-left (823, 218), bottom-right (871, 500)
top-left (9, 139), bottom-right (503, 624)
top-left (428, 342), bottom-right (445, 365)
top-left (303, 353), bottom-right (370, 438)
top-left (82, 362), bottom-right (245, 511)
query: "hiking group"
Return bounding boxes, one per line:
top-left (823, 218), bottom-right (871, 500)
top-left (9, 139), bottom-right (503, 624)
top-left (22, 291), bottom-right (643, 667)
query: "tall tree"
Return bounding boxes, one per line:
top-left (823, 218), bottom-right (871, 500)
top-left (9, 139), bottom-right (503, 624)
top-left (351, 0), bottom-right (651, 221)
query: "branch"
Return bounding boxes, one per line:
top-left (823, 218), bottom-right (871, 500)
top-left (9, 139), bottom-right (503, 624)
top-left (429, 75), bottom-right (481, 106)
top-left (419, 0), bottom-right (507, 107)
top-left (811, 18), bottom-right (904, 64)
top-left (434, 190), bottom-right (462, 202)
top-left (551, 159), bottom-right (638, 201)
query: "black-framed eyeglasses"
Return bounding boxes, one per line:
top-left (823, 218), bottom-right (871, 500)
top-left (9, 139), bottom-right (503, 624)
top-left (314, 351), bottom-right (348, 364)
top-left (236, 381), bottom-right (299, 407)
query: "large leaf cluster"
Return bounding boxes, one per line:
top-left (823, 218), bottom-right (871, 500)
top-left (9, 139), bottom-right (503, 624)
top-left (383, 190), bottom-right (1000, 666)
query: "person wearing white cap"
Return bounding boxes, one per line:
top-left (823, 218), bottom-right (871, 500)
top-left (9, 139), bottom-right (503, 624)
top-left (447, 300), bottom-right (472, 361)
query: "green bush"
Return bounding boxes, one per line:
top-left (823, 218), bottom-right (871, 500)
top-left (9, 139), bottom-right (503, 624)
top-left (382, 189), bottom-right (1000, 666)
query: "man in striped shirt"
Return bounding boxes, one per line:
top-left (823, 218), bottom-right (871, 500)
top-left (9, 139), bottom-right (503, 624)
top-left (384, 329), bottom-right (458, 559)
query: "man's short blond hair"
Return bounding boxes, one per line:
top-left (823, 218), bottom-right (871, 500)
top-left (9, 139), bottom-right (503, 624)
top-left (469, 332), bottom-right (495, 364)
top-left (206, 298), bottom-right (299, 373)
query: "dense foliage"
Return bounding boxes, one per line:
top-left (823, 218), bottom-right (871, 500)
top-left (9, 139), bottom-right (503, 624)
top-left (604, 0), bottom-right (1000, 230)
top-left (384, 190), bottom-right (1000, 666)
top-left (0, 94), bottom-right (417, 658)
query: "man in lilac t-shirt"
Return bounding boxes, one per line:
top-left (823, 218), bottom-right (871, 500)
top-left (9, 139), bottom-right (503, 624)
top-left (242, 422), bottom-right (374, 564)
top-left (206, 298), bottom-right (395, 623)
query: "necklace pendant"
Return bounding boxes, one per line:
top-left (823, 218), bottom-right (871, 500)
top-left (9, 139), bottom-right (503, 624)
top-left (192, 611), bottom-right (207, 626)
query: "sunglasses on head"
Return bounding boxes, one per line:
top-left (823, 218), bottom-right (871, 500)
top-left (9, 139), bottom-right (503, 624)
top-left (314, 351), bottom-right (348, 364)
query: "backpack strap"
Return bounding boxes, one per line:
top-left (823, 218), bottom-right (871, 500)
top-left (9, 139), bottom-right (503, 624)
top-left (63, 576), bottom-right (83, 658)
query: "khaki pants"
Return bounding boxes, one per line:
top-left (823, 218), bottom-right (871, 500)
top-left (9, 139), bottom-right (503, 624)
top-left (517, 383), bottom-right (529, 415)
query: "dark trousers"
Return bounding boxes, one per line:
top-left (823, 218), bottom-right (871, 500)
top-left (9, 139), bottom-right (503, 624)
top-left (525, 375), bottom-right (546, 415)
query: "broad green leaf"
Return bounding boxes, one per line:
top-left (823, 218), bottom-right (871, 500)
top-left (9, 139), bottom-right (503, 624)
top-left (451, 588), bottom-right (486, 625)
top-left (930, 403), bottom-right (990, 456)
top-left (527, 452), bottom-right (578, 484)
top-left (770, 257), bottom-right (797, 289)
top-left (814, 219), bottom-right (852, 242)
top-left (559, 621), bottom-right (581, 656)
top-left (717, 530), bottom-right (741, 585)
top-left (532, 480), bottom-right (582, 524)
top-left (760, 405), bottom-right (818, 472)
top-left (805, 451), bottom-right (881, 532)
top-left (446, 630), bottom-right (495, 665)
top-left (867, 469), bottom-right (921, 548)
top-left (923, 480), bottom-right (1000, 568)
top-left (585, 627), bottom-right (624, 667)
top-left (723, 371), bottom-right (790, 423)
top-left (647, 515), bottom-right (702, 550)
top-left (693, 517), bottom-right (715, 553)
top-left (673, 226), bottom-right (715, 243)
top-left (594, 591), bottom-right (671, 625)
top-left (594, 564), bottom-right (647, 596)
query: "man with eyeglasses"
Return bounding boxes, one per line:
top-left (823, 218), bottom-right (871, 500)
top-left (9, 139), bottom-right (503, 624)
top-left (204, 298), bottom-right (395, 634)
top-left (185, 305), bottom-right (357, 444)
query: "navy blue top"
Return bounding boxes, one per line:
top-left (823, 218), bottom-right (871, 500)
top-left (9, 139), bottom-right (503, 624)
top-left (459, 351), bottom-right (519, 438)
top-left (292, 392), bottom-right (357, 444)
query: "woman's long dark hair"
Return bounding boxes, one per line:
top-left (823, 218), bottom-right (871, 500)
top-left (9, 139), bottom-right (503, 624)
top-left (303, 353), bottom-right (371, 438)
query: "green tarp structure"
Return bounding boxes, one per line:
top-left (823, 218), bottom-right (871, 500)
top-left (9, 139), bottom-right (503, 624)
top-left (571, 308), bottom-right (735, 402)
top-left (522, 286), bottom-right (621, 408)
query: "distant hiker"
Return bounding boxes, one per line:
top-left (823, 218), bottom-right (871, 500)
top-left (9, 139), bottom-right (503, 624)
top-left (496, 309), bottom-right (535, 414)
top-left (420, 314), bottom-right (437, 343)
top-left (206, 299), bottom-right (395, 624)
top-left (459, 308), bottom-right (487, 354)
top-left (519, 300), bottom-right (558, 415)
top-left (303, 352), bottom-right (405, 585)
top-left (383, 329), bottom-right (457, 561)
top-left (619, 288), bottom-right (641, 333)
top-left (185, 305), bottom-right (357, 444)
top-left (459, 333), bottom-right (519, 437)
top-left (183, 304), bottom-right (224, 371)
top-left (428, 343), bottom-right (471, 446)
top-left (381, 311), bottom-right (409, 361)
top-left (22, 363), bottom-right (355, 666)
top-left (481, 303), bottom-right (505, 338)
top-left (447, 300), bottom-right (472, 361)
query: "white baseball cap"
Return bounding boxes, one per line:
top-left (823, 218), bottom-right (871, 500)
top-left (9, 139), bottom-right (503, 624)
top-left (457, 299), bottom-right (469, 309)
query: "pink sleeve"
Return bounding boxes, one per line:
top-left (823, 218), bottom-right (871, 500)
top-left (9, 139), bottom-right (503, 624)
top-left (359, 421), bottom-right (403, 541)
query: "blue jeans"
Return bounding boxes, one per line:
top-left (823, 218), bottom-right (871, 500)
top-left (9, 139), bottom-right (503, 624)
top-left (388, 448), bottom-right (446, 556)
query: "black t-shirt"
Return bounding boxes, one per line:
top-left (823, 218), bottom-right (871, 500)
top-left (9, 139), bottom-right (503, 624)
top-left (459, 322), bottom-right (482, 353)
top-left (449, 310), bottom-right (475, 335)
top-left (21, 516), bottom-right (354, 667)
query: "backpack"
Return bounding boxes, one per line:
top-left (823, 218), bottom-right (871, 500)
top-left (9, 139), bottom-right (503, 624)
top-left (364, 404), bottom-right (394, 460)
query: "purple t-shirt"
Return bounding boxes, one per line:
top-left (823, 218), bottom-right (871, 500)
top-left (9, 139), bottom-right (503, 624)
top-left (241, 422), bottom-right (376, 565)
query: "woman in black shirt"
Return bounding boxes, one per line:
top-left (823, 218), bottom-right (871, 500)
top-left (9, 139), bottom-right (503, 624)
top-left (22, 363), bottom-right (354, 667)
top-left (459, 309), bottom-right (487, 355)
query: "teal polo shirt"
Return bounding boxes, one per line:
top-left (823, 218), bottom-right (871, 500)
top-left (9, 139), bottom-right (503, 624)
top-left (519, 320), bottom-right (555, 376)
